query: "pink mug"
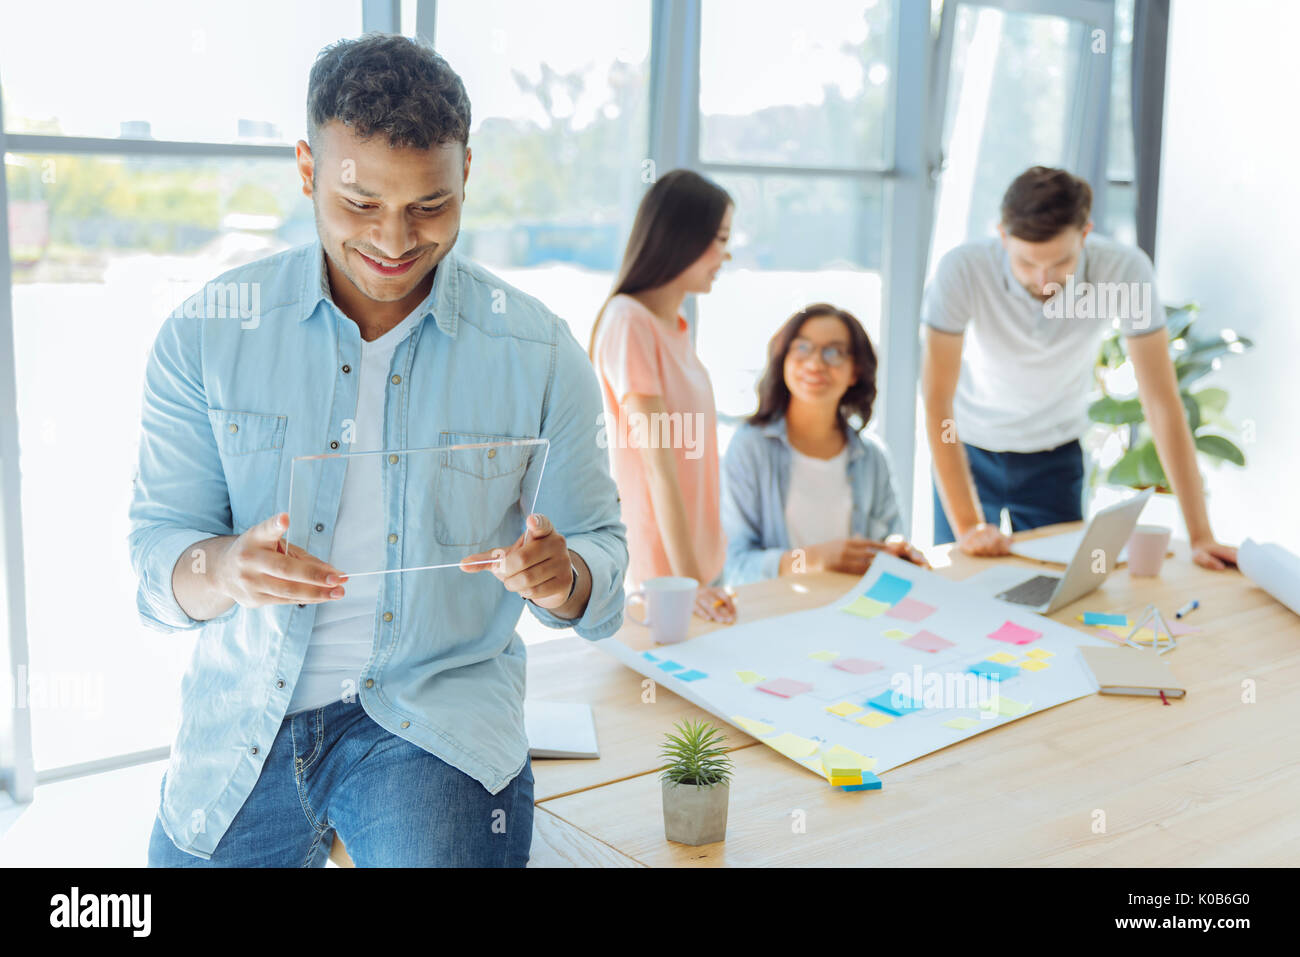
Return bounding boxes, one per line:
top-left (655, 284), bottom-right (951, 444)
top-left (1127, 524), bottom-right (1172, 577)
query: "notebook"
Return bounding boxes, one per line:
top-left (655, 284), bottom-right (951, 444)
top-left (524, 701), bottom-right (600, 759)
top-left (1079, 647), bottom-right (1186, 698)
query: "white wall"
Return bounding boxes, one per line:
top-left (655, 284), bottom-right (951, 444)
top-left (1155, 0), bottom-right (1300, 548)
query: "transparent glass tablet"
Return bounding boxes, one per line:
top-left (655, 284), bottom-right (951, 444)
top-left (286, 437), bottom-right (549, 577)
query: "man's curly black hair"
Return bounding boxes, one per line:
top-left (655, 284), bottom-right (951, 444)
top-left (306, 32), bottom-right (471, 154)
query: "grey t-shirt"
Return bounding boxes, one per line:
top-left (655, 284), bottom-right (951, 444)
top-left (921, 234), bottom-right (1165, 453)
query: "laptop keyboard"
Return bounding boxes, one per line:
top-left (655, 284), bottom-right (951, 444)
top-left (996, 574), bottom-right (1061, 607)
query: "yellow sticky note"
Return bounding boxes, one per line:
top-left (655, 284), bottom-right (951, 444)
top-left (1131, 628), bottom-right (1159, 644)
top-left (731, 715), bottom-right (775, 737)
top-left (842, 596), bottom-right (890, 619)
top-left (882, 629), bottom-right (912, 641)
top-left (764, 732), bottom-right (820, 759)
top-left (809, 650), bottom-right (839, 662)
top-left (980, 696), bottom-right (1030, 718)
top-left (1020, 659), bottom-right (1050, 672)
top-left (855, 711), bottom-right (894, 728)
top-left (1026, 648), bottom-right (1054, 660)
top-left (827, 701), bottom-right (864, 717)
top-left (944, 717), bottom-right (979, 730)
top-left (986, 652), bottom-right (1018, 664)
top-left (802, 756), bottom-right (829, 779)
top-left (822, 744), bottom-right (876, 771)
top-left (735, 670), bottom-right (765, 684)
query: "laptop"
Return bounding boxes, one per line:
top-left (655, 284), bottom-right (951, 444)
top-left (994, 489), bottom-right (1154, 613)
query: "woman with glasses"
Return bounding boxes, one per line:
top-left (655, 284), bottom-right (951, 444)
top-left (589, 170), bottom-right (737, 623)
top-left (721, 303), bottom-right (927, 585)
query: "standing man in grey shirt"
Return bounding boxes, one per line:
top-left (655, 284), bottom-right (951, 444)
top-left (921, 166), bottom-right (1237, 571)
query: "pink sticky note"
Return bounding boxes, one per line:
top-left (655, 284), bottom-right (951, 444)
top-left (989, 621), bottom-right (1042, 645)
top-left (1168, 620), bottom-right (1200, 637)
top-left (756, 677), bottom-right (814, 698)
top-left (886, 597), bottom-right (937, 622)
top-left (901, 630), bottom-right (955, 653)
top-left (832, 657), bottom-right (885, 675)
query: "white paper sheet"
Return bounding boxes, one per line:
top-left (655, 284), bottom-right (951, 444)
top-left (1011, 530), bottom-right (1130, 565)
top-left (1239, 538), bottom-right (1300, 618)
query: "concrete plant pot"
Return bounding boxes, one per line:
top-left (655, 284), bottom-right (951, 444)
top-left (661, 779), bottom-right (730, 846)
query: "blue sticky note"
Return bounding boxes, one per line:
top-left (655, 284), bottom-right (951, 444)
top-left (676, 669), bottom-right (708, 681)
top-left (841, 771), bottom-right (883, 791)
top-left (641, 651), bottom-right (660, 662)
top-left (968, 660), bottom-right (1019, 682)
top-left (865, 690), bottom-right (924, 716)
top-left (865, 572), bottom-right (912, 605)
top-left (658, 661), bottom-right (684, 672)
top-left (1083, 611), bottom-right (1129, 627)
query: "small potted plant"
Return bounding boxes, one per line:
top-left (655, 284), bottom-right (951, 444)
top-left (659, 718), bottom-right (734, 846)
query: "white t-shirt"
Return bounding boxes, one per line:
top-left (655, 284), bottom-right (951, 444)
top-left (784, 446), bottom-right (852, 548)
top-left (921, 234), bottom-right (1165, 453)
top-left (287, 311), bottom-right (423, 715)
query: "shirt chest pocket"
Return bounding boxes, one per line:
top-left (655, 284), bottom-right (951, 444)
top-left (208, 409), bottom-right (288, 533)
top-left (429, 431), bottom-right (534, 548)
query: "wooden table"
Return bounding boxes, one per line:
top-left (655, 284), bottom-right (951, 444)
top-left (335, 522), bottom-right (1300, 867)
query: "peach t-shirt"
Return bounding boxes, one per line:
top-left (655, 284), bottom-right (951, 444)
top-left (593, 294), bottom-right (725, 588)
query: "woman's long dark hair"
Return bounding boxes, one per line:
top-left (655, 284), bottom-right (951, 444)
top-left (748, 304), bottom-right (878, 432)
top-left (588, 169), bottom-right (733, 356)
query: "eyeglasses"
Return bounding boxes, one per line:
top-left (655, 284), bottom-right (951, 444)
top-left (789, 339), bottom-right (850, 367)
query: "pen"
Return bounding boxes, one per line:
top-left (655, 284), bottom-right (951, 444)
top-left (1175, 599), bottom-right (1199, 619)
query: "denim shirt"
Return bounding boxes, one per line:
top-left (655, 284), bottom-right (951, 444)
top-left (128, 240), bottom-right (627, 859)
top-left (720, 416), bottom-right (902, 585)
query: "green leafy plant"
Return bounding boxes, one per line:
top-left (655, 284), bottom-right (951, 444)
top-left (659, 718), bottom-right (734, 788)
top-left (1088, 303), bottom-right (1252, 491)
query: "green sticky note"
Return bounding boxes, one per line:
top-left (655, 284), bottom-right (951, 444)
top-left (842, 596), bottom-right (890, 619)
top-left (882, 629), bottom-right (912, 641)
top-left (809, 650), bottom-right (839, 662)
top-left (943, 717), bottom-right (979, 730)
top-left (735, 670), bottom-right (765, 684)
top-left (980, 696), bottom-right (1030, 718)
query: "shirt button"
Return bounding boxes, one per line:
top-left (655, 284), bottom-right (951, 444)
top-left (315, 523), bottom-right (324, 532)
top-left (276, 679), bottom-right (285, 689)
top-left (388, 453), bottom-right (398, 465)
top-left (250, 746), bottom-right (259, 755)
top-left (486, 448), bottom-right (496, 459)
top-left (365, 679), bottom-right (374, 689)
top-left (329, 441), bottom-right (339, 450)
top-left (390, 374), bottom-right (401, 385)
top-left (400, 721), bottom-right (410, 729)
top-left (342, 364), bottom-right (351, 374)
top-left (383, 612), bottom-right (393, 622)
top-left (227, 423), bottom-right (239, 434)
top-left (388, 533), bottom-right (398, 544)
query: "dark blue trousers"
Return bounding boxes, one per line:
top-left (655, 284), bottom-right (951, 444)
top-left (932, 440), bottom-right (1084, 545)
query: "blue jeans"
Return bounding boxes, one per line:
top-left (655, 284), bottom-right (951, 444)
top-left (932, 440), bottom-right (1084, 545)
top-left (148, 696), bottom-right (534, 867)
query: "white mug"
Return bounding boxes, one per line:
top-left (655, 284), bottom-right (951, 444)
top-left (1127, 524), bottom-right (1172, 577)
top-left (627, 577), bottom-right (698, 644)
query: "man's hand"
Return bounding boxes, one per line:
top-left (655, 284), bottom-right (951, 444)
top-left (958, 522), bottom-right (1012, 557)
top-left (460, 513), bottom-right (589, 616)
top-left (214, 512), bottom-right (347, 608)
top-left (1191, 538), bottom-right (1238, 571)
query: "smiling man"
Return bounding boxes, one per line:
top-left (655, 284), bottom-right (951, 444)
top-left (130, 34), bottom-right (627, 867)
top-left (922, 166), bottom-right (1236, 571)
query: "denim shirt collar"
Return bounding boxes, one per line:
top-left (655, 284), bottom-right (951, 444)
top-left (759, 413), bottom-right (867, 464)
top-left (300, 240), bottom-right (460, 338)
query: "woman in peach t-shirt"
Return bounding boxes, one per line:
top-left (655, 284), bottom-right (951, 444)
top-left (589, 170), bottom-right (736, 623)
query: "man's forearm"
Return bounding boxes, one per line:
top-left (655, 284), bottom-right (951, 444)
top-left (927, 409), bottom-right (983, 536)
top-left (172, 535), bottom-right (236, 622)
top-left (1145, 400), bottom-right (1214, 542)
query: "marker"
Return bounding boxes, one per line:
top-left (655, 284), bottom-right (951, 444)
top-left (1175, 599), bottom-right (1199, 619)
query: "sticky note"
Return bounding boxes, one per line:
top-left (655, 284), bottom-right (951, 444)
top-left (968, 660), bottom-right (1018, 682)
top-left (986, 651), bottom-right (1018, 664)
top-left (657, 660), bottom-right (684, 672)
top-left (735, 670), bottom-right (765, 684)
top-left (757, 677), bottom-right (814, 698)
top-left (822, 744), bottom-right (875, 770)
top-left (1083, 611), bottom-right (1129, 627)
top-left (882, 629), bottom-right (912, 641)
top-left (1168, 620), bottom-right (1200, 637)
top-left (943, 717), bottom-right (979, 730)
top-left (641, 651), bottom-right (660, 662)
top-left (902, 630), bottom-right (956, 653)
top-left (866, 690), bottom-right (924, 715)
top-left (988, 621), bottom-right (1042, 645)
top-left (764, 732), bottom-right (820, 759)
top-left (886, 597), bottom-right (937, 622)
top-left (1019, 659), bottom-right (1050, 672)
top-left (802, 756), bottom-right (828, 779)
top-left (855, 711), bottom-right (894, 728)
top-left (1025, 648), bottom-right (1054, 660)
top-left (676, 669), bottom-right (708, 681)
top-left (865, 572), bottom-right (913, 605)
top-left (842, 596), bottom-right (889, 619)
top-left (841, 771), bottom-right (883, 791)
top-left (808, 650), bottom-right (839, 662)
top-left (829, 772), bottom-right (862, 787)
top-left (827, 701), bottom-right (864, 717)
top-left (979, 695), bottom-right (1030, 718)
top-left (832, 657), bottom-right (884, 674)
top-left (731, 715), bottom-right (775, 737)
